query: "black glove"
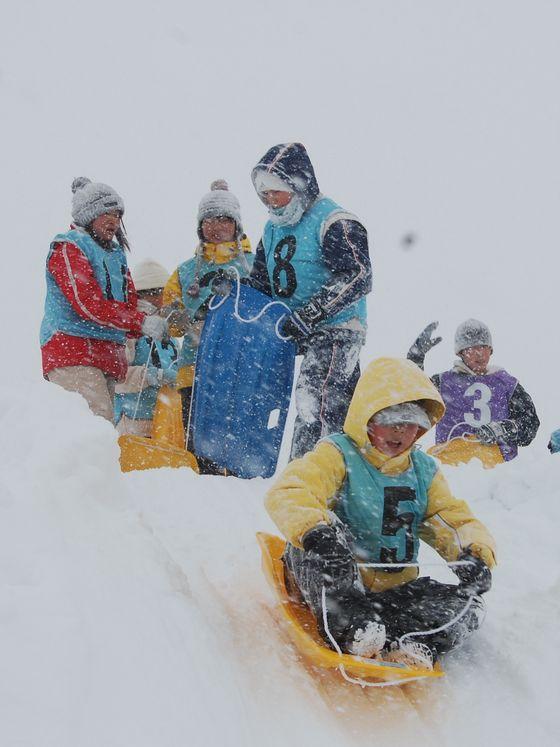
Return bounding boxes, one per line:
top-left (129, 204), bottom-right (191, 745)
top-left (408, 321), bottom-right (442, 359)
top-left (454, 550), bottom-right (492, 596)
top-left (476, 420), bottom-right (518, 445)
top-left (302, 524), bottom-right (355, 589)
top-left (210, 268), bottom-right (237, 297)
top-left (280, 299), bottom-right (326, 341)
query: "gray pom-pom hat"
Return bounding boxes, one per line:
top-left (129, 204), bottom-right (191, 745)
top-left (71, 177), bottom-right (125, 228)
top-left (197, 180), bottom-right (243, 239)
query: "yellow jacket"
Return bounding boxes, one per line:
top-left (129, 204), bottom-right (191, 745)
top-left (265, 357), bottom-right (496, 592)
top-left (163, 237), bottom-right (252, 389)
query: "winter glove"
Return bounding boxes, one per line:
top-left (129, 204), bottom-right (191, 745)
top-left (280, 299), bottom-right (326, 341)
top-left (407, 322), bottom-right (442, 366)
top-left (301, 524), bottom-right (356, 590)
top-left (210, 268), bottom-right (237, 297)
top-left (145, 368), bottom-right (163, 388)
top-left (137, 299), bottom-right (157, 315)
top-left (476, 420), bottom-right (518, 445)
top-left (141, 314), bottom-right (168, 342)
top-left (164, 304), bottom-right (192, 333)
top-left (454, 550), bottom-right (492, 596)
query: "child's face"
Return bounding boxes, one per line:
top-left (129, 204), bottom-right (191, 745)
top-left (91, 211), bottom-right (121, 243)
top-left (138, 288), bottom-right (163, 309)
top-left (201, 217), bottom-right (236, 243)
top-left (460, 345), bottom-right (492, 374)
top-left (367, 421), bottom-right (420, 457)
top-left (260, 190), bottom-right (293, 209)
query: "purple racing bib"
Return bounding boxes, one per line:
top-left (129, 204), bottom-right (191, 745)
top-left (436, 370), bottom-right (518, 461)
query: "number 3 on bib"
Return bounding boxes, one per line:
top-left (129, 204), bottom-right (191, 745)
top-left (464, 382), bottom-right (492, 426)
top-left (272, 236), bottom-right (297, 298)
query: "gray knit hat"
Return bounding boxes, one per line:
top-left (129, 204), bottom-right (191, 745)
top-left (454, 318), bottom-right (493, 354)
top-left (71, 176), bottom-right (125, 227)
top-left (197, 180), bottom-right (243, 238)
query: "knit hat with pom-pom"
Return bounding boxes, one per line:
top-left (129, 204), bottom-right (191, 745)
top-left (197, 180), bottom-right (243, 238)
top-left (71, 176), bottom-right (125, 228)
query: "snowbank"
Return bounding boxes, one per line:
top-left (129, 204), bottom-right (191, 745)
top-left (1, 383), bottom-right (558, 746)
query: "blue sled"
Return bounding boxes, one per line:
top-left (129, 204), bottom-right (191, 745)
top-left (191, 283), bottom-right (296, 478)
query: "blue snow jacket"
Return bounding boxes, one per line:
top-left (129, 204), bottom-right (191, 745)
top-left (249, 143), bottom-right (372, 330)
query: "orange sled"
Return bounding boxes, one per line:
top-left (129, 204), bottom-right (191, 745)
top-left (257, 532), bottom-right (443, 684)
top-left (118, 386), bottom-right (199, 473)
top-left (428, 437), bottom-right (503, 469)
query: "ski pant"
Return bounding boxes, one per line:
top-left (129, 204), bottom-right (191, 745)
top-left (290, 328), bottom-right (364, 460)
top-left (47, 366), bottom-right (115, 423)
top-left (284, 542), bottom-right (485, 656)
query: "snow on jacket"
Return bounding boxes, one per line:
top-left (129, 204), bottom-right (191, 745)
top-left (249, 143), bottom-right (372, 330)
top-left (113, 336), bottom-right (178, 423)
top-left (265, 357), bottom-right (496, 593)
top-left (40, 227), bottom-right (144, 380)
top-left (163, 238), bottom-right (253, 389)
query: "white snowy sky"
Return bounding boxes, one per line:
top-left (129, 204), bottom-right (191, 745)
top-left (2, 0), bottom-right (559, 432)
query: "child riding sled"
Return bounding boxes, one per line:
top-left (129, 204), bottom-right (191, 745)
top-left (265, 357), bottom-right (496, 668)
top-left (407, 319), bottom-right (539, 467)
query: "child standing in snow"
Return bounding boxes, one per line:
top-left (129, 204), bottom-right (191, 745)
top-left (407, 319), bottom-right (539, 466)
top-left (266, 358), bottom-right (495, 667)
top-left (163, 180), bottom-right (253, 473)
top-left (40, 178), bottom-right (168, 422)
top-left (114, 260), bottom-right (179, 437)
top-left (249, 143), bottom-right (372, 460)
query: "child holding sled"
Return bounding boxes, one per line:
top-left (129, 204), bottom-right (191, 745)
top-left (265, 358), bottom-right (495, 668)
top-left (249, 143), bottom-right (372, 460)
top-left (163, 180), bottom-right (253, 473)
top-left (407, 319), bottom-right (539, 467)
top-left (40, 178), bottom-right (168, 422)
top-left (114, 260), bottom-right (179, 437)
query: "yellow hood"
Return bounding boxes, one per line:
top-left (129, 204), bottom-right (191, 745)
top-left (343, 357), bottom-right (445, 449)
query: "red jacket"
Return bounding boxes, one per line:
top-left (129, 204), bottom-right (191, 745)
top-left (42, 241), bottom-right (145, 381)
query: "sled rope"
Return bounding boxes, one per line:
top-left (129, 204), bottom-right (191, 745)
top-left (132, 309), bottom-right (175, 421)
top-left (207, 266), bottom-right (293, 340)
top-left (357, 559), bottom-right (474, 569)
top-left (320, 586), bottom-right (432, 688)
top-left (132, 338), bottom-right (156, 421)
top-left (445, 420), bottom-right (481, 443)
top-left (397, 595), bottom-right (480, 645)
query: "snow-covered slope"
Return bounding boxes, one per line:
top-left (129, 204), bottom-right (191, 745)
top-left (2, 1), bottom-right (560, 744)
top-left (2, 383), bottom-right (558, 746)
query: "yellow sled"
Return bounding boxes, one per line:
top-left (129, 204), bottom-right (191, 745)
top-left (257, 532), bottom-right (443, 684)
top-left (428, 437), bottom-right (503, 469)
top-left (118, 386), bottom-right (199, 473)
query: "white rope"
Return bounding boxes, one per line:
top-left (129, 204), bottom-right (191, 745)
top-left (397, 595), bottom-right (477, 645)
top-left (207, 266), bottom-right (292, 340)
top-left (320, 586), bottom-right (435, 688)
top-left (444, 420), bottom-right (478, 443)
top-left (357, 559), bottom-right (474, 569)
top-left (131, 308), bottom-right (174, 422)
top-left (132, 337), bottom-right (156, 422)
